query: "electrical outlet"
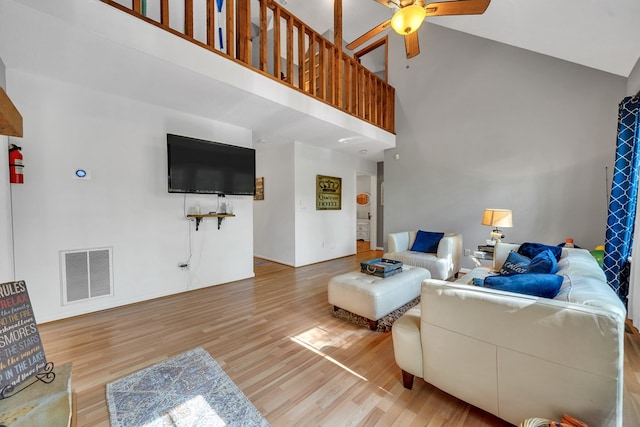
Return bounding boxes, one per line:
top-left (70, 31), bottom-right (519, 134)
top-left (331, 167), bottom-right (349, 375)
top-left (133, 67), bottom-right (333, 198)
top-left (464, 248), bottom-right (471, 256)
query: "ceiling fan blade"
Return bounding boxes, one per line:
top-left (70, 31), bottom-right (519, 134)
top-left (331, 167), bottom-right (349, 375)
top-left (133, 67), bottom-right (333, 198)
top-left (424, 0), bottom-right (490, 17)
top-left (374, 0), bottom-right (400, 9)
top-left (346, 19), bottom-right (392, 51)
top-left (404, 32), bottom-right (420, 59)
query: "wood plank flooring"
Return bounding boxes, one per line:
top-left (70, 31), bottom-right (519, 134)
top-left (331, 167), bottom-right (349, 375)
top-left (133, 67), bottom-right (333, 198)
top-left (38, 250), bottom-right (640, 426)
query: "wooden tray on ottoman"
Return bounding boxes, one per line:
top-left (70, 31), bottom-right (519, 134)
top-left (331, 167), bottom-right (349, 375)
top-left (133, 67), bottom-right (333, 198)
top-left (360, 258), bottom-right (403, 278)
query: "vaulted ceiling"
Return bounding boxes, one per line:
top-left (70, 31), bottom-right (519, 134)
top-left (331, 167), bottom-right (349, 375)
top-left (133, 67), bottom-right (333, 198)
top-left (284, 0), bottom-right (640, 77)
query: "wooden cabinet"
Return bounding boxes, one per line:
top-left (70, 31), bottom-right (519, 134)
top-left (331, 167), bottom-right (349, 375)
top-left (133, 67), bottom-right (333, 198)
top-left (357, 219), bottom-right (370, 241)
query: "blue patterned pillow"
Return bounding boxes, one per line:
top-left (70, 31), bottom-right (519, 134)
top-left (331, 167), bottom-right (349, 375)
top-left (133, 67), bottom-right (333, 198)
top-left (481, 273), bottom-right (563, 299)
top-left (499, 251), bottom-right (531, 276)
top-left (410, 230), bottom-right (444, 253)
top-left (518, 242), bottom-right (562, 262)
top-left (527, 249), bottom-right (558, 274)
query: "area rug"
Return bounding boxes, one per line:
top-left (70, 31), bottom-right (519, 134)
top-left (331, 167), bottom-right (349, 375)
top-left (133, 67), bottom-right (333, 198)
top-left (331, 296), bottom-right (420, 332)
top-left (106, 347), bottom-right (270, 427)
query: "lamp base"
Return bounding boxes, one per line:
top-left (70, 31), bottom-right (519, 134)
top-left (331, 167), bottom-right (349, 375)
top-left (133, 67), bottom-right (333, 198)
top-left (490, 229), bottom-right (505, 243)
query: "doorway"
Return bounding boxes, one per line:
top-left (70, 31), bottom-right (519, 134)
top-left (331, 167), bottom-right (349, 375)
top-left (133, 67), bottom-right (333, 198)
top-left (356, 173), bottom-right (377, 253)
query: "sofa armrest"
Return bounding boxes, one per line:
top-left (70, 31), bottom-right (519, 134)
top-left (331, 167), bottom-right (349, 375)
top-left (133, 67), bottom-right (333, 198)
top-left (437, 234), bottom-right (462, 276)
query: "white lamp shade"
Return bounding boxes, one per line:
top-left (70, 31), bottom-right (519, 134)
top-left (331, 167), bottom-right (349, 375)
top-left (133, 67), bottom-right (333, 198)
top-left (482, 209), bottom-right (513, 228)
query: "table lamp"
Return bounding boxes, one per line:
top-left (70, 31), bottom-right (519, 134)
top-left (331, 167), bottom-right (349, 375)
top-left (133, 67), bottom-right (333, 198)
top-left (482, 209), bottom-right (513, 244)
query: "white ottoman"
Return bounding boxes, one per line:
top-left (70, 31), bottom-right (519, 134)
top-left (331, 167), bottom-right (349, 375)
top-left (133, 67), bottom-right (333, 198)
top-left (328, 266), bottom-right (431, 330)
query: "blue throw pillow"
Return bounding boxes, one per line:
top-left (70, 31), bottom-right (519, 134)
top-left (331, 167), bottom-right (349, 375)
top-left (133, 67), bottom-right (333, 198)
top-left (499, 251), bottom-right (530, 275)
top-left (527, 249), bottom-right (558, 274)
top-left (410, 230), bottom-right (444, 253)
top-left (518, 242), bottom-right (562, 262)
top-left (481, 273), bottom-right (563, 298)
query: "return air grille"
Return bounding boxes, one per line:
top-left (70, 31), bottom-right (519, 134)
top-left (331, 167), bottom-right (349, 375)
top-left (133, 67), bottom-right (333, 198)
top-left (61, 247), bottom-right (113, 304)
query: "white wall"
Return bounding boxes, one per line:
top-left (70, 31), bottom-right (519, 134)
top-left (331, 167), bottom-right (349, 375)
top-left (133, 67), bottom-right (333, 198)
top-left (384, 23), bottom-right (626, 268)
top-left (253, 142), bottom-right (295, 265)
top-left (628, 56), bottom-right (640, 95)
top-left (8, 70), bottom-right (255, 323)
top-left (0, 56), bottom-right (14, 283)
top-left (294, 143), bottom-right (358, 266)
top-left (254, 141), bottom-right (376, 267)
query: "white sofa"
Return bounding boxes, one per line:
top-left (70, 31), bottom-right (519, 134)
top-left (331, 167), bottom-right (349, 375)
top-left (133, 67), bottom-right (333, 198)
top-left (391, 242), bottom-right (626, 426)
top-left (383, 231), bottom-right (462, 280)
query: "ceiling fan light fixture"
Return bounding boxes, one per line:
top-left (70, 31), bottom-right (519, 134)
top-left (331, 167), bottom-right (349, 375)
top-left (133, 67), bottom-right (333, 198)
top-left (390, 4), bottom-right (426, 36)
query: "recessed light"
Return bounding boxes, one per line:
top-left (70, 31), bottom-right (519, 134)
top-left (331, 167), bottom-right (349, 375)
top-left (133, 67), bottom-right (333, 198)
top-left (338, 136), bottom-right (360, 144)
top-left (360, 150), bottom-right (368, 155)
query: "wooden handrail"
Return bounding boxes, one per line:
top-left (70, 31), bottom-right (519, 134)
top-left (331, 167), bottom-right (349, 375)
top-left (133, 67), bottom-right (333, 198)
top-left (100, 0), bottom-right (394, 134)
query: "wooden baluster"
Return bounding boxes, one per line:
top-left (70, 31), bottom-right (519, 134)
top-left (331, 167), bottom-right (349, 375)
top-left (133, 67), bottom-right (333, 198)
top-left (273, 6), bottom-right (281, 79)
top-left (334, 0), bottom-right (343, 109)
top-left (318, 42), bottom-right (325, 100)
top-left (226, 0), bottom-right (234, 56)
top-left (344, 58), bottom-right (351, 112)
top-left (352, 62), bottom-right (358, 116)
top-left (298, 25), bottom-right (305, 90)
top-left (185, 0), bottom-right (194, 37)
top-left (286, 15), bottom-right (294, 84)
top-left (236, 0), bottom-right (251, 64)
top-left (387, 86), bottom-right (396, 133)
top-left (133, 0), bottom-right (142, 14)
top-left (309, 33), bottom-right (316, 96)
top-left (160, 0), bottom-right (169, 26)
top-left (358, 66), bottom-right (367, 119)
top-left (376, 79), bottom-right (380, 125)
top-left (327, 46), bottom-right (335, 105)
top-left (259, 0), bottom-right (268, 71)
top-left (207, 0), bottom-right (215, 48)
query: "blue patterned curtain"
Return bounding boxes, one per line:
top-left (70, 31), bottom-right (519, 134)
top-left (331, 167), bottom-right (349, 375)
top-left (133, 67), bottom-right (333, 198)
top-left (604, 94), bottom-right (640, 305)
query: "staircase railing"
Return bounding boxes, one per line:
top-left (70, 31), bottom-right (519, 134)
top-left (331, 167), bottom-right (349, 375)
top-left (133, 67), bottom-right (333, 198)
top-left (101, 0), bottom-right (395, 133)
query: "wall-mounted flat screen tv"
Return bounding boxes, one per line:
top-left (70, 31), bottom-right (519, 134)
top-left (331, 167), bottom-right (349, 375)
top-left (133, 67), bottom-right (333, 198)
top-left (167, 134), bottom-right (256, 195)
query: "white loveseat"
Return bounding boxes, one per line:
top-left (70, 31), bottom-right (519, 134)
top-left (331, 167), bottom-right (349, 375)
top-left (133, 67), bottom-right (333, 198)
top-left (383, 231), bottom-right (462, 280)
top-left (391, 242), bottom-right (626, 426)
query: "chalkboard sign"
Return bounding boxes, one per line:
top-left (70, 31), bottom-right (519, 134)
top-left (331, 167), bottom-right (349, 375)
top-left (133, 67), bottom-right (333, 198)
top-left (0, 281), bottom-right (47, 392)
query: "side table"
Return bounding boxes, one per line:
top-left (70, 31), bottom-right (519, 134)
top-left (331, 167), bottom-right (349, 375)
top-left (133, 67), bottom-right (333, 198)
top-left (469, 246), bottom-right (494, 267)
top-left (0, 363), bottom-right (73, 427)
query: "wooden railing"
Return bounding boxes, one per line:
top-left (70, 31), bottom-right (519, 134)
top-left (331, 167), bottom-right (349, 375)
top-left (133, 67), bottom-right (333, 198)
top-left (101, 0), bottom-right (395, 133)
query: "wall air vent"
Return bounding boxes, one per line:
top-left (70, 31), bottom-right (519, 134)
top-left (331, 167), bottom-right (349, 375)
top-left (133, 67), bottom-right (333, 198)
top-left (60, 247), bottom-right (113, 304)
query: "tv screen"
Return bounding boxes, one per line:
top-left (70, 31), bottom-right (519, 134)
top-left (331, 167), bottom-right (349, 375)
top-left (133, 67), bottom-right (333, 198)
top-left (167, 134), bottom-right (256, 195)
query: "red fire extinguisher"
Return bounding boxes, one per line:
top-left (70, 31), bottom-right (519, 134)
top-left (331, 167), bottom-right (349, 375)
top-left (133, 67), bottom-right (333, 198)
top-left (9, 144), bottom-right (24, 184)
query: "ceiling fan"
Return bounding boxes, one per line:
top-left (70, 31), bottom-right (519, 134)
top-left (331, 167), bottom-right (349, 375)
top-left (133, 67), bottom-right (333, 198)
top-left (346, 0), bottom-right (491, 59)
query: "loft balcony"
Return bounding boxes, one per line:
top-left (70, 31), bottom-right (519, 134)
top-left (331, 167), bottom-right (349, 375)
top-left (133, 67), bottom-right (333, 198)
top-left (0, 0), bottom-right (395, 159)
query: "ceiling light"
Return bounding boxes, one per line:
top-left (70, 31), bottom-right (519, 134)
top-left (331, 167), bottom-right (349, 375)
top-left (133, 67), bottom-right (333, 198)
top-left (391, 5), bottom-right (426, 36)
top-left (360, 150), bottom-right (368, 155)
top-left (338, 136), bottom-right (359, 144)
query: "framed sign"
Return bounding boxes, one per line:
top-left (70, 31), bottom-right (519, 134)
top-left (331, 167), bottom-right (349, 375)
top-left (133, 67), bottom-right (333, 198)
top-left (254, 177), bottom-right (264, 200)
top-left (0, 281), bottom-right (48, 395)
top-left (316, 175), bottom-right (342, 210)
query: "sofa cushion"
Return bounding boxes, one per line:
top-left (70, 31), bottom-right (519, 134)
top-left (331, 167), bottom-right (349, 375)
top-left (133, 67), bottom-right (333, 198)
top-left (527, 249), bottom-right (558, 274)
top-left (480, 273), bottom-right (564, 298)
top-left (410, 230), bottom-right (444, 253)
top-left (518, 242), bottom-right (562, 262)
top-left (499, 251), bottom-right (531, 276)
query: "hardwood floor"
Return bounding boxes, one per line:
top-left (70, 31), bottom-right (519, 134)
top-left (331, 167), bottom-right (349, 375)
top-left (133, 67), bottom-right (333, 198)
top-left (38, 250), bottom-right (640, 426)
